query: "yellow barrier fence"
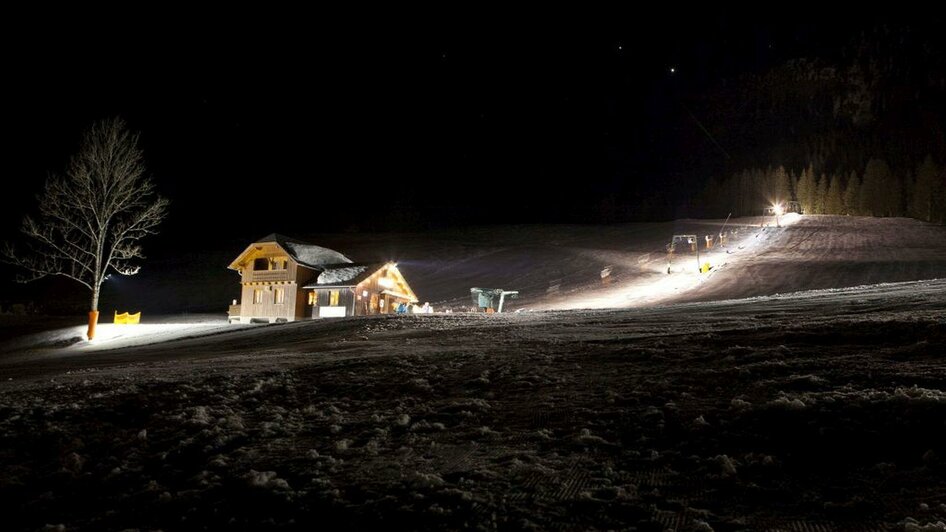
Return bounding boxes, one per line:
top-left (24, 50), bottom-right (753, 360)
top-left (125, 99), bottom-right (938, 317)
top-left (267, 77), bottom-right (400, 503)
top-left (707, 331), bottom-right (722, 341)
top-left (114, 311), bottom-right (141, 324)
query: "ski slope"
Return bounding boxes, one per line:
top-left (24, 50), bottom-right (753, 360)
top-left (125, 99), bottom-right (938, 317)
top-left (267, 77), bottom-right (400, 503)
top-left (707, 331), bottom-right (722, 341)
top-left (687, 215), bottom-right (946, 303)
top-left (316, 214), bottom-right (946, 311)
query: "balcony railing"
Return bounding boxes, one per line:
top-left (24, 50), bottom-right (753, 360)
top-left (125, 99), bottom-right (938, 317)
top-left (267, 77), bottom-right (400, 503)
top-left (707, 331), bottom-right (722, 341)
top-left (243, 269), bottom-right (290, 282)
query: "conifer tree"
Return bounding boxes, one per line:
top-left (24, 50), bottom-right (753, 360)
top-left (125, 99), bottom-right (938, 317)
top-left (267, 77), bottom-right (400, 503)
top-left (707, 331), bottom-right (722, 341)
top-left (843, 171), bottom-right (861, 215)
top-left (862, 159), bottom-right (892, 216)
top-left (774, 166), bottom-right (793, 206)
top-left (825, 174), bottom-right (844, 214)
top-left (813, 174), bottom-right (828, 214)
top-left (795, 166), bottom-right (816, 214)
top-left (912, 155), bottom-right (940, 222)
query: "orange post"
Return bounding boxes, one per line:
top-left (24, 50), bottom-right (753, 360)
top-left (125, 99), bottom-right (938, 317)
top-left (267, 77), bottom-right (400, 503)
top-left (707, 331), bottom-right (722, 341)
top-left (87, 310), bottom-right (100, 340)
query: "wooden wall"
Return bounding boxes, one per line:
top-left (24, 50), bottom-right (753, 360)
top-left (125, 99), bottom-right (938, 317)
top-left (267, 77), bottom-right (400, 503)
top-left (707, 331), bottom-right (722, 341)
top-left (311, 288), bottom-right (355, 318)
top-left (239, 282), bottom-right (300, 322)
top-left (234, 243), bottom-right (320, 322)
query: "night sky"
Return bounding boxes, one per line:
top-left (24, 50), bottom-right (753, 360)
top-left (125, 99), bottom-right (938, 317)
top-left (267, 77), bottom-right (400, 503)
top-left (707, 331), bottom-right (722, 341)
top-left (1, 12), bottom-right (913, 257)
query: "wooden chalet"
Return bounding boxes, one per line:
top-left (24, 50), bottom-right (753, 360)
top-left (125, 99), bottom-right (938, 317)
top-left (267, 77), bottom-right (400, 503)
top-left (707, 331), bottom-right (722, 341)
top-left (228, 234), bottom-right (418, 323)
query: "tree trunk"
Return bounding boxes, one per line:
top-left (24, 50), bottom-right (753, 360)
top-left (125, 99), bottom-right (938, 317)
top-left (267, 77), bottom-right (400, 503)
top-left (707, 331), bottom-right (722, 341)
top-left (91, 283), bottom-right (100, 312)
top-left (87, 284), bottom-right (101, 340)
top-left (87, 311), bottom-right (100, 341)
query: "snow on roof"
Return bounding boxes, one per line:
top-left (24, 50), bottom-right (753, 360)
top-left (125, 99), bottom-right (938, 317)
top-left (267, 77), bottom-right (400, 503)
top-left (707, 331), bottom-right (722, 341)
top-left (304, 263), bottom-right (382, 287)
top-left (255, 234), bottom-right (353, 269)
top-left (283, 241), bottom-right (352, 269)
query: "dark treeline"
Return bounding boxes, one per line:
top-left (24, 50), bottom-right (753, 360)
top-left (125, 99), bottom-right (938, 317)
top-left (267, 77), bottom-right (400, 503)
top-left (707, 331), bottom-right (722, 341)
top-left (700, 156), bottom-right (945, 222)
top-left (691, 22), bottom-right (946, 223)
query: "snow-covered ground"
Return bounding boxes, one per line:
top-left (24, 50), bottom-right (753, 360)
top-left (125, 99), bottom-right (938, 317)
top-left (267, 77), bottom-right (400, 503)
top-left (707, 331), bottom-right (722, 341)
top-left (93, 214), bottom-right (946, 316)
top-left (2, 215), bottom-right (946, 530)
top-left (317, 214), bottom-right (946, 311)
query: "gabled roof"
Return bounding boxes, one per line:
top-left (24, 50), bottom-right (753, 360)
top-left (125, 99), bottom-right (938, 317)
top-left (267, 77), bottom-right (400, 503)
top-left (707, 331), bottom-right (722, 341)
top-left (302, 262), bottom-right (383, 288)
top-left (228, 234), bottom-right (352, 271)
top-left (303, 262), bottom-right (418, 303)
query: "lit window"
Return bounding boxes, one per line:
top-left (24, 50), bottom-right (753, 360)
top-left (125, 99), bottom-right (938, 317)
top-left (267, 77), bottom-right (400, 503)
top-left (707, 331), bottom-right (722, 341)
top-left (329, 290), bottom-right (339, 306)
top-left (253, 289), bottom-right (263, 304)
top-left (307, 292), bottom-right (316, 305)
top-left (274, 288), bottom-right (285, 304)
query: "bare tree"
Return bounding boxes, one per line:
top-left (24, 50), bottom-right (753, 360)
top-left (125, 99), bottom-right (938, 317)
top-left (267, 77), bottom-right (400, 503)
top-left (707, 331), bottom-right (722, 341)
top-left (3, 118), bottom-right (168, 339)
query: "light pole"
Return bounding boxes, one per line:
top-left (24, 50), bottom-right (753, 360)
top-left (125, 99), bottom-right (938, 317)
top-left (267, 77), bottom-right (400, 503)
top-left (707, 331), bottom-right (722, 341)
top-left (693, 236), bottom-right (701, 273)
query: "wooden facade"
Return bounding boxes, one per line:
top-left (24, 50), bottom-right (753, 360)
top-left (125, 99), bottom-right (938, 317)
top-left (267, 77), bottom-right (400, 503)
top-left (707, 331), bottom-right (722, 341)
top-left (228, 234), bottom-right (418, 323)
top-left (310, 288), bottom-right (356, 318)
top-left (307, 263), bottom-right (417, 318)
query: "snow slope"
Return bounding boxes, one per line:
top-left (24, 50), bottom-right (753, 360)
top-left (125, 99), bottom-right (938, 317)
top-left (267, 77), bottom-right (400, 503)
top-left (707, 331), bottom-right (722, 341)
top-left (2, 215), bottom-right (946, 530)
top-left (304, 215), bottom-right (946, 311)
top-left (91, 215), bottom-right (946, 315)
top-left (686, 215), bottom-right (946, 303)
top-left (1, 279), bottom-right (945, 530)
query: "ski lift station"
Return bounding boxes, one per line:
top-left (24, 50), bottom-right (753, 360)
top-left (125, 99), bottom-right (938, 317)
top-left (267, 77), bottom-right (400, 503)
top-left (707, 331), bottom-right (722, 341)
top-left (666, 234), bottom-right (707, 274)
top-left (470, 288), bottom-right (519, 313)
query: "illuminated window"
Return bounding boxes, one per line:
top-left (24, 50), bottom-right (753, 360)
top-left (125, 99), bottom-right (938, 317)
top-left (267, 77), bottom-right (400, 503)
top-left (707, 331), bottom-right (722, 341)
top-left (253, 289), bottom-right (263, 304)
top-left (274, 288), bottom-right (285, 304)
top-left (307, 292), bottom-right (316, 305)
top-left (329, 290), bottom-right (339, 306)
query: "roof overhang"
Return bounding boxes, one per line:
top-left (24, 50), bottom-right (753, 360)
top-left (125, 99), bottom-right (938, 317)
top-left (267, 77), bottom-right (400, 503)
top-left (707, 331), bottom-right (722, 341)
top-left (381, 289), bottom-right (417, 302)
top-left (228, 239), bottom-right (284, 271)
top-left (301, 262), bottom-right (418, 302)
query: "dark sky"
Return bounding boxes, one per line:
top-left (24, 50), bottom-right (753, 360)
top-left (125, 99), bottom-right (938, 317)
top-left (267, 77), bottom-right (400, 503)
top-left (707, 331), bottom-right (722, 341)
top-left (2, 11), bottom-right (880, 255)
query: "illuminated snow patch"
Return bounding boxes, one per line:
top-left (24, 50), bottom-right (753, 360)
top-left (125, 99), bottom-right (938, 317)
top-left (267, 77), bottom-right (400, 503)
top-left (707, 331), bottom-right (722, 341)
top-left (545, 215), bottom-right (806, 310)
top-left (548, 269), bottom-right (704, 310)
top-left (84, 323), bottom-right (235, 348)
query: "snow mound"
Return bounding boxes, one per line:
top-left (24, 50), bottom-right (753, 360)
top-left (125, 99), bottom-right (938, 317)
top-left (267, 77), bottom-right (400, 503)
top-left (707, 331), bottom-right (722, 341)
top-left (245, 469), bottom-right (291, 490)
